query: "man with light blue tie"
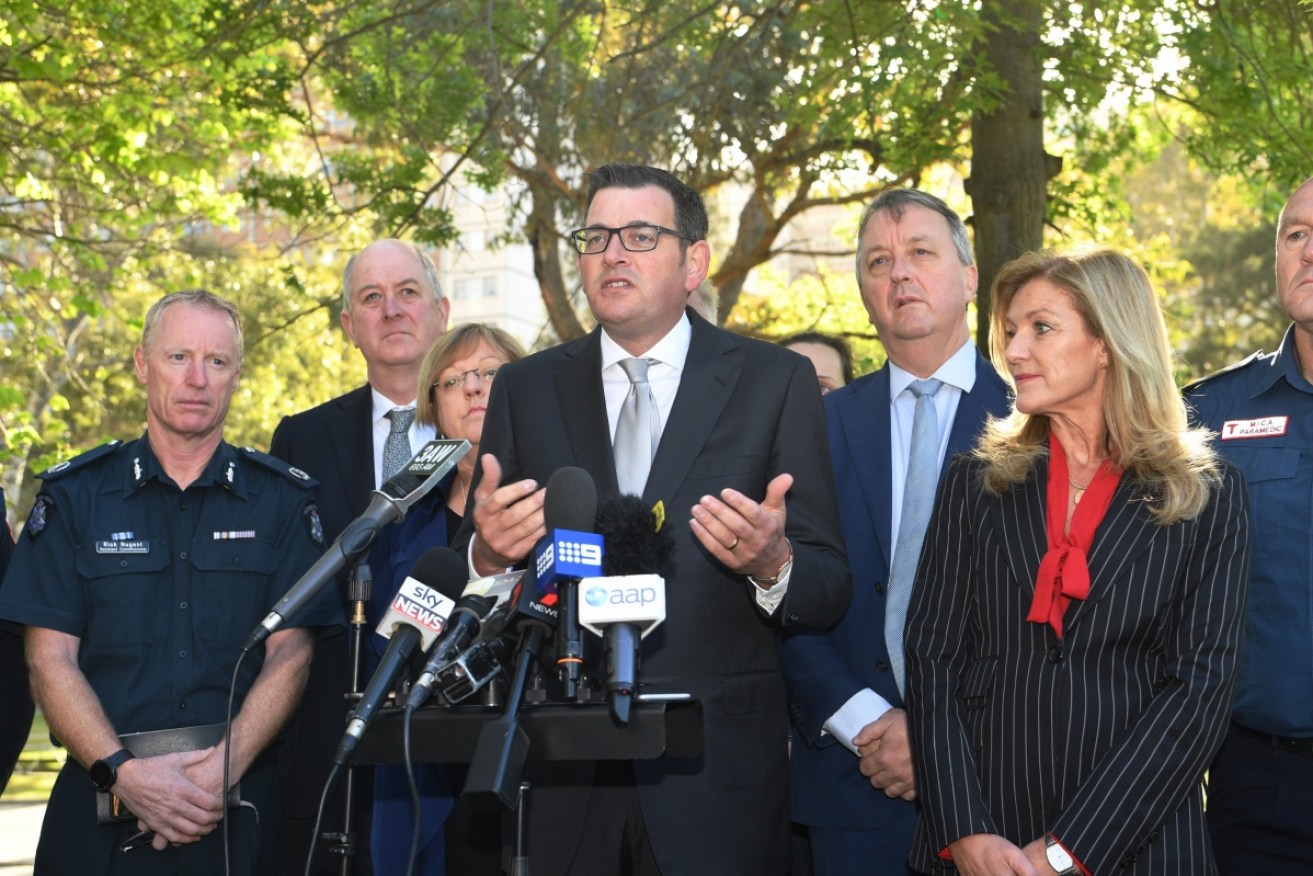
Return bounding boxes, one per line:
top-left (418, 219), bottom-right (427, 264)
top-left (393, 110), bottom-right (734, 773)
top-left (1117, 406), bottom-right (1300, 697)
top-left (779, 189), bottom-right (1010, 874)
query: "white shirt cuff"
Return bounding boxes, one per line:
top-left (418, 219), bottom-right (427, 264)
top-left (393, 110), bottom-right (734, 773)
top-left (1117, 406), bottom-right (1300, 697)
top-left (750, 564), bottom-right (790, 614)
top-left (822, 688), bottom-right (894, 756)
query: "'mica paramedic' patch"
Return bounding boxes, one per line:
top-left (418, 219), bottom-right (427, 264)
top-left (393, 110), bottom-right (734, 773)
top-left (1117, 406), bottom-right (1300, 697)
top-left (1220, 416), bottom-right (1288, 440)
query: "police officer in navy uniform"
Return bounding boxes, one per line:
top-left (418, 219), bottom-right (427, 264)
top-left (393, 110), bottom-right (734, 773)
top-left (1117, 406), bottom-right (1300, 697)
top-left (0, 290), bottom-right (340, 874)
top-left (0, 485), bottom-right (36, 796)
top-left (1186, 176), bottom-right (1313, 875)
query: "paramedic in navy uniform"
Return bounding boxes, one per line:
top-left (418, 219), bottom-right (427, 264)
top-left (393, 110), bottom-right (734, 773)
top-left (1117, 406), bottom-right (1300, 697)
top-left (0, 289), bottom-right (340, 874)
top-left (1187, 175), bottom-right (1313, 874)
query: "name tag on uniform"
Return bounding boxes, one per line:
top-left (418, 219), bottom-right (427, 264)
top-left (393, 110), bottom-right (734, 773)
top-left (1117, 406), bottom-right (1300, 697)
top-left (95, 540), bottom-right (150, 554)
top-left (1220, 416), bottom-right (1288, 440)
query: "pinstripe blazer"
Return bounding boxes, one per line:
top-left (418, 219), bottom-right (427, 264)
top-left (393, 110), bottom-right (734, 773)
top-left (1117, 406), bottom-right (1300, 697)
top-left (905, 454), bottom-right (1250, 875)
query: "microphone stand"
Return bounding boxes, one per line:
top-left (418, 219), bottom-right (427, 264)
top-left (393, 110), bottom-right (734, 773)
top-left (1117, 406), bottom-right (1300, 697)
top-left (328, 562), bottom-right (372, 873)
top-left (510, 780), bottom-right (531, 876)
top-left (463, 622), bottom-right (548, 811)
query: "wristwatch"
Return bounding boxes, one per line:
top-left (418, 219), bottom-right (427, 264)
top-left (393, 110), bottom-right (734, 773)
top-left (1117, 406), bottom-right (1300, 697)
top-left (1045, 836), bottom-right (1080, 876)
top-left (88, 748), bottom-right (135, 792)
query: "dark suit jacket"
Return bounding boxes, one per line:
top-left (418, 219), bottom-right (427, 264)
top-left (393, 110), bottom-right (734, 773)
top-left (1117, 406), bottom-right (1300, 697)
top-left (271, 385), bottom-right (375, 547)
top-left (905, 454), bottom-right (1250, 875)
top-left (778, 354), bottom-right (1009, 853)
top-left (268, 385), bottom-right (374, 823)
top-left (460, 310), bottom-right (850, 876)
top-left (1, 485), bottom-right (36, 796)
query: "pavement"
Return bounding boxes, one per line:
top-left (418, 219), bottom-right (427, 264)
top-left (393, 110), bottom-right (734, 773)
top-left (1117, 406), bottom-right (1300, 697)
top-left (0, 799), bottom-right (42, 876)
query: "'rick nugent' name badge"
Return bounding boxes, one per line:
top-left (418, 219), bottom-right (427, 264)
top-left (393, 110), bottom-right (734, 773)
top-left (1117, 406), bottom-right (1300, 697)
top-left (95, 539), bottom-right (150, 554)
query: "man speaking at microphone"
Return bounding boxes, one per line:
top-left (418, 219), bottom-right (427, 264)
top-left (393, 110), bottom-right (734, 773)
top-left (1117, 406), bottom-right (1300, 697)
top-left (460, 164), bottom-right (850, 875)
top-left (0, 290), bottom-right (341, 873)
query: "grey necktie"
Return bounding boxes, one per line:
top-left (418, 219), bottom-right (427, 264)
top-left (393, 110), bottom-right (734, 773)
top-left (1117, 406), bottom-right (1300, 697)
top-left (886, 377), bottom-right (944, 697)
top-left (614, 358), bottom-right (659, 497)
top-left (383, 408), bottom-right (416, 481)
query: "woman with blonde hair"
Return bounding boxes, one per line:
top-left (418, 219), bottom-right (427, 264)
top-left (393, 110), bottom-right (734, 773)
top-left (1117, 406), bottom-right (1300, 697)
top-left (905, 249), bottom-right (1249, 875)
top-left (366, 322), bottom-right (526, 876)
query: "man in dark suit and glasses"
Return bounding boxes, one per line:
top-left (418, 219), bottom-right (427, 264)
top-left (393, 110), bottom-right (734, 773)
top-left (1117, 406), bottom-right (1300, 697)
top-left (458, 164), bottom-right (850, 875)
top-left (269, 238), bottom-right (449, 873)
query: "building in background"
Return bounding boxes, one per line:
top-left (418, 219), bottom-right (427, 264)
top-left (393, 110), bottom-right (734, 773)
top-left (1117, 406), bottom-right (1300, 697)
top-left (437, 175), bottom-right (551, 352)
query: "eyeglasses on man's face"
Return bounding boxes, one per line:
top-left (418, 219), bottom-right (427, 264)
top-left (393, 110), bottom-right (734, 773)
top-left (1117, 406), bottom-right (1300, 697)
top-left (568, 224), bottom-right (693, 255)
top-left (433, 367), bottom-right (500, 395)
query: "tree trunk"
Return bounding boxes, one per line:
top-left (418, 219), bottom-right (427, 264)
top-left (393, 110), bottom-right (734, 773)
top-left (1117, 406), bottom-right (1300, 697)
top-left (966, 0), bottom-right (1056, 354)
top-left (525, 176), bottom-right (583, 342)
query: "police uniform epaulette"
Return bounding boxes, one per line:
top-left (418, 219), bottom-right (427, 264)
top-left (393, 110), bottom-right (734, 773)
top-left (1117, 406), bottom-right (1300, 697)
top-left (37, 440), bottom-right (124, 481)
top-left (240, 446), bottom-right (318, 489)
top-left (1183, 349), bottom-right (1268, 394)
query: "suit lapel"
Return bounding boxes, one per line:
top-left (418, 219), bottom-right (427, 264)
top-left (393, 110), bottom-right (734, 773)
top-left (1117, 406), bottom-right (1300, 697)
top-left (337, 385), bottom-right (375, 517)
top-left (946, 353), bottom-right (1002, 460)
top-left (993, 456), bottom-right (1167, 631)
top-left (644, 313), bottom-right (740, 503)
top-left (1066, 478), bottom-right (1162, 626)
top-left (834, 367), bottom-right (894, 575)
top-left (552, 332), bottom-right (620, 496)
top-left (992, 460), bottom-right (1049, 600)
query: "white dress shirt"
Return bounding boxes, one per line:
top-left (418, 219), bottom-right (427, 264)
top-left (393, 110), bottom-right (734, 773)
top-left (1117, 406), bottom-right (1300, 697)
top-left (368, 387), bottom-right (437, 489)
top-left (824, 339), bottom-right (978, 754)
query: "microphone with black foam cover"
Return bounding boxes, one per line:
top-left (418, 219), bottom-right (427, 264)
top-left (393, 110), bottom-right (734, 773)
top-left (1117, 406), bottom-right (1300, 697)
top-left (405, 570), bottom-right (521, 710)
top-left (580, 495), bottom-right (677, 726)
top-left (244, 438), bottom-right (470, 650)
top-left (534, 467), bottom-right (601, 699)
top-left (333, 547), bottom-right (468, 765)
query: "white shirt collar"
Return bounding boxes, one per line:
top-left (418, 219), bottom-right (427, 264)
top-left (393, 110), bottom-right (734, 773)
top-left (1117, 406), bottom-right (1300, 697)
top-left (888, 338), bottom-right (978, 400)
top-left (599, 312), bottom-right (692, 373)
top-left (369, 386), bottom-right (418, 422)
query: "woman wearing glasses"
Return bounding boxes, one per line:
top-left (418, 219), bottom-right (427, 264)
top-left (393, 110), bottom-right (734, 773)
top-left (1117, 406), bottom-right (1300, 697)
top-left (366, 322), bottom-right (526, 876)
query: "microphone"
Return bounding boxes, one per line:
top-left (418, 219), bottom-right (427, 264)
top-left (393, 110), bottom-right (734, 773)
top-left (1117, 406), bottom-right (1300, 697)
top-left (460, 471), bottom-right (602, 810)
top-left (433, 624), bottom-right (513, 704)
top-left (243, 438), bottom-right (470, 651)
top-left (333, 547), bottom-right (468, 765)
top-left (405, 571), bottom-right (521, 710)
top-left (436, 468), bottom-right (603, 705)
top-left (579, 495), bottom-right (676, 725)
top-left (534, 467), bottom-right (602, 699)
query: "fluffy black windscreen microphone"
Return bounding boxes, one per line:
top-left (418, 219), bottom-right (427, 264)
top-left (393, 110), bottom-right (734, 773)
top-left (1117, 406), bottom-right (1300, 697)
top-left (595, 495), bottom-right (677, 579)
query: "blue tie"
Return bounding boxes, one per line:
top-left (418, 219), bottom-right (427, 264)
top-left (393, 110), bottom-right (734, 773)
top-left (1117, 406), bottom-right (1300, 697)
top-left (383, 408), bottom-right (415, 481)
top-left (886, 378), bottom-right (943, 697)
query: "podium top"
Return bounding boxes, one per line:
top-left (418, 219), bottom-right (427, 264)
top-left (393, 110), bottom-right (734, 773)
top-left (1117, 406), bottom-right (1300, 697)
top-left (353, 700), bottom-right (704, 765)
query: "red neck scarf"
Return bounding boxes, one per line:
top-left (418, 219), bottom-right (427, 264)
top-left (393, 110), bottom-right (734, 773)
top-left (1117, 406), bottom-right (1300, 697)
top-left (1027, 435), bottom-right (1122, 638)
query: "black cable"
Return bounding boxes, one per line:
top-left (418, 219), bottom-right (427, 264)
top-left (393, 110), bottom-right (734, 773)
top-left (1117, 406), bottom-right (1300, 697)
top-left (221, 647), bottom-right (250, 876)
top-left (403, 703), bottom-right (422, 876)
top-left (304, 761), bottom-right (344, 876)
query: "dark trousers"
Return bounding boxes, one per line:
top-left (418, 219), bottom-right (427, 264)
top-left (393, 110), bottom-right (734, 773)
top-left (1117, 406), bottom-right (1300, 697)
top-left (35, 758), bottom-right (277, 875)
top-left (563, 761), bottom-right (661, 876)
top-left (1207, 723), bottom-right (1313, 876)
top-left (0, 629), bottom-right (35, 796)
top-left (806, 806), bottom-right (919, 876)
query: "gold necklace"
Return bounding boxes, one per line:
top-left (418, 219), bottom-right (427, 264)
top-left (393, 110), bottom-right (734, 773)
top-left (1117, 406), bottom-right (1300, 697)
top-left (451, 475), bottom-right (470, 508)
top-left (1068, 476), bottom-right (1088, 504)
